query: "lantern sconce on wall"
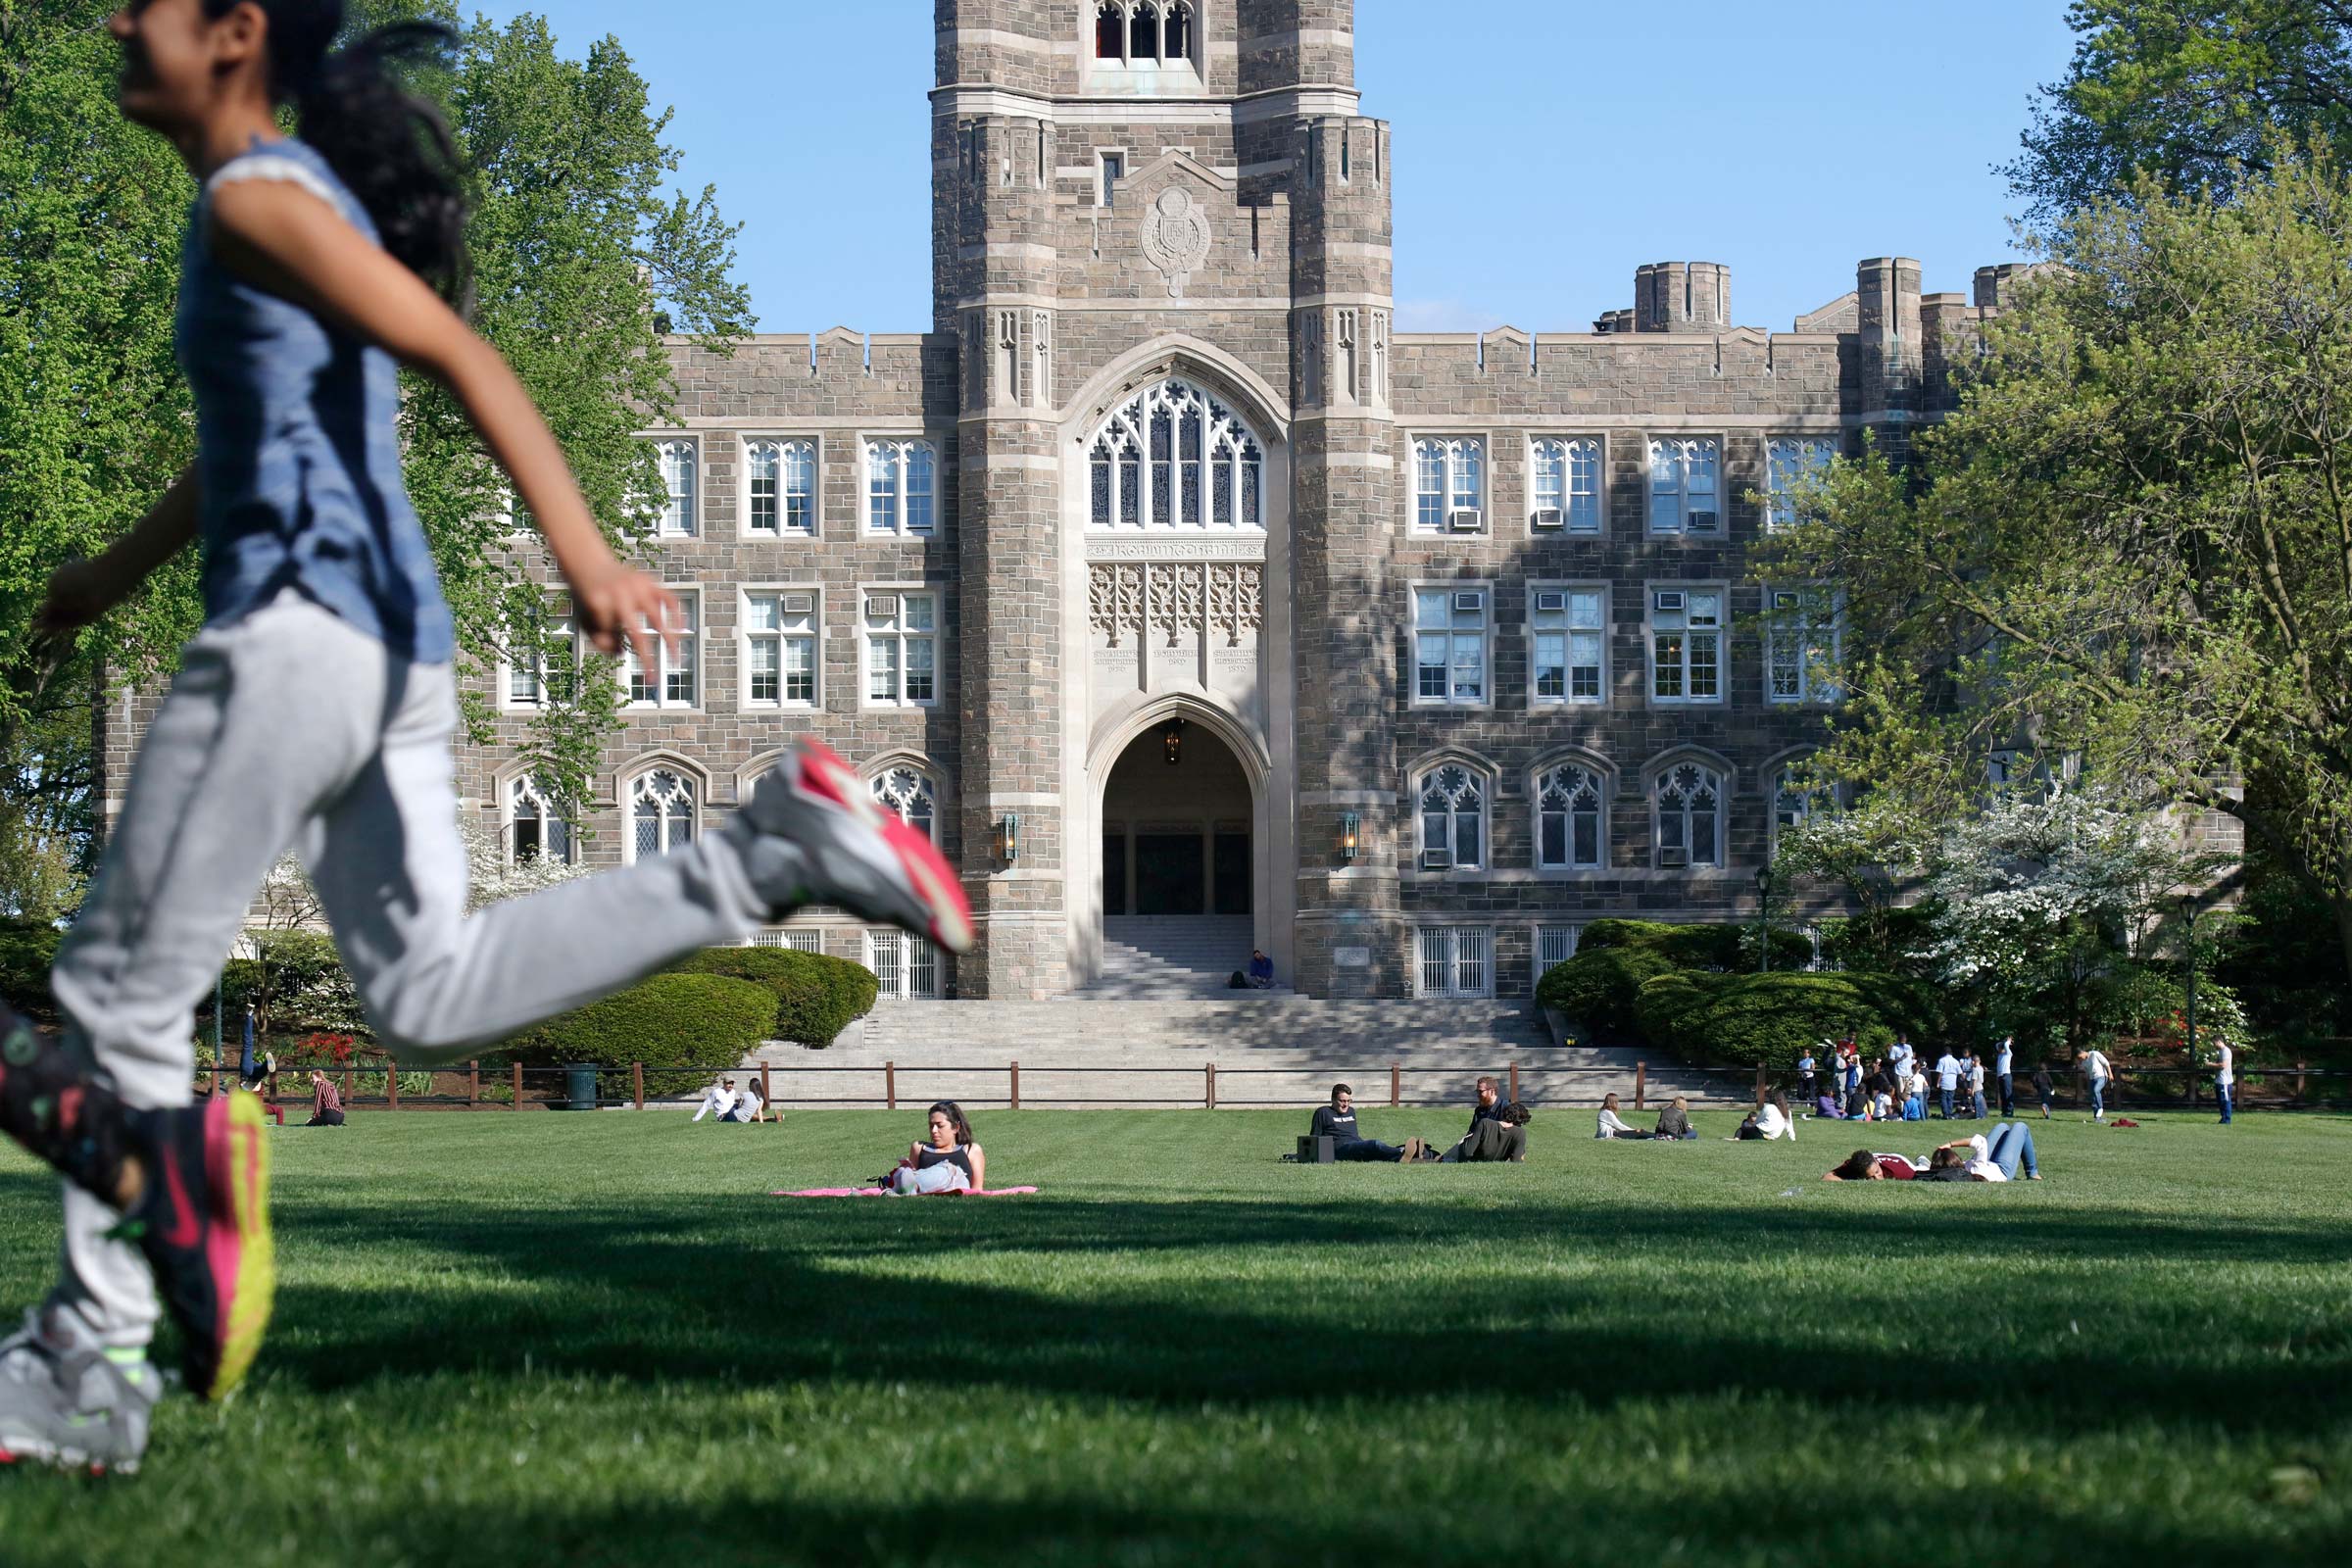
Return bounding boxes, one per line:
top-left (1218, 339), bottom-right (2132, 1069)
top-left (1161, 717), bottom-right (1186, 765)
top-left (997, 812), bottom-right (1019, 865)
top-left (1340, 811), bottom-right (1361, 861)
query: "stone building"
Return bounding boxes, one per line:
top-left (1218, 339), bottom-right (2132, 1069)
top-left (162, 1), bottom-right (2029, 1005)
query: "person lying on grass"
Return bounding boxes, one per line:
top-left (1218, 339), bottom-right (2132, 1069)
top-left (1822, 1122), bottom-right (2042, 1183)
top-left (885, 1102), bottom-right (988, 1194)
top-left (1595, 1093), bottom-right (1650, 1140)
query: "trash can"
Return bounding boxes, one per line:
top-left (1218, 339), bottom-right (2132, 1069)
top-left (564, 1063), bottom-right (601, 1111)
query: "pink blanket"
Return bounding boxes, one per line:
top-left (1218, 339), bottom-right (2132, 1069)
top-left (773, 1185), bottom-right (1040, 1199)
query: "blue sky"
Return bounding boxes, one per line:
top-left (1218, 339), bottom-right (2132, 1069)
top-left (473, 1), bottom-right (2081, 334)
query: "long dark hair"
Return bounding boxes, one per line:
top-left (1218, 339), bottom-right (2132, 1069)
top-left (207, 1), bottom-right (469, 306)
top-left (927, 1101), bottom-right (974, 1147)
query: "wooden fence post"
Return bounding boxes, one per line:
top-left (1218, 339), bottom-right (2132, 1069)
top-left (884, 1061), bottom-right (896, 1110)
top-left (1755, 1061), bottom-right (1768, 1102)
top-left (760, 1062), bottom-right (772, 1113)
top-left (1390, 1062), bottom-right (1400, 1108)
top-left (468, 1060), bottom-right (480, 1108)
top-left (1635, 1061), bottom-right (1647, 1111)
top-left (1010, 1060), bottom-right (1020, 1111)
top-left (1508, 1061), bottom-right (1518, 1103)
top-left (1205, 1063), bottom-right (1217, 1110)
top-left (386, 1067), bottom-right (398, 1110)
top-left (2297, 1059), bottom-right (2308, 1106)
top-left (512, 1060), bottom-right (522, 1110)
top-left (633, 1061), bottom-right (645, 1110)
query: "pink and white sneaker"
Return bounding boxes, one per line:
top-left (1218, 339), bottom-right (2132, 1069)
top-left (729, 739), bottom-right (975, 954)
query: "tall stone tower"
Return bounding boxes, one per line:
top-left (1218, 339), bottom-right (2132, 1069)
top-left (931, 0), bottom-right (1395, 998)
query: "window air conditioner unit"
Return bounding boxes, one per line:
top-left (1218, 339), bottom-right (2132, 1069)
top-left (1447, 509), bottom-right (1483, 532)
top-left (1687, 509), bottom-right (1719, 532)
top-left (1772, 591), bottom-right (1800, 612)
top-left (1451, 591), bottom-right (1484, 614)
top-left (1531, 508), bottom-right (1564, 530)
top-left (866, 594), bottom-right (899, 618)
top-left (1534, 591), bottom-right (1569, 612)
top-left (781, 593), bottom-right (816, 616)
top-left (1659, 848), bottom-right (1689, 869)
top-left (1420, 848), bottom-right (1453, 870)
top-left (1653, 591), bottom-right (1686, 612)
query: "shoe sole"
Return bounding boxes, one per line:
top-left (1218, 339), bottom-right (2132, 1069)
top-left (787, 740), bottom-right (975, 955)
top-left (203, 1093), bottom-right (275, 1400)
top-left (0, 1443), bottom-right (136, 1477)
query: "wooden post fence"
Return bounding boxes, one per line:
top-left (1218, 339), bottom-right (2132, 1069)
top-left (2298, 1060), bottom-right (2308, 1105)
top-left (511, 1060), bottom-right (522, 1110)
top-left (885, 1061), bottom-right (896, 1110)
top-left (1390, 1062), bottom-right (1400, 1107)
top-left (1205, 1063), bottom-right (1217, 1109)
top-left (385, 1067), bottom-right (398, 1110)
top-left (1635, 1061), bottom-right (1647, 1111)
top-left (343, 1064), bottom-right (354, 1106)
top-left (1010, 1060), bottom-right (1020, 1110)
top-left (760, 1062), bottom-right (772, 1111)
top-left (633, 1061), bottom-right (645, 1110)
top-left (1508, 1061), bottom-right (1518, 1103)
top-left (468, 1060), bottom-right (480, 1108)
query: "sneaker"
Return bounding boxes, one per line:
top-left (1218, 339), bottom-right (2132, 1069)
top-left (112, 1094), bottom-right (275, 1402)
top-left (0, 1307), bottom-right (161, 1475)
top-left (729, 739), bottom-right (975, 954)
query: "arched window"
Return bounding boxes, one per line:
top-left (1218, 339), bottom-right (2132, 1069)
top-left (656, 438), bottom-right (697, 536)
top-left (1536, 764), bottom-right (1604, 870)
top-left (1096, 2), bottom-right (1125, 59)
top-left (1655, 763), bottom-right (1722, 869)
top-left (1163, 1), bottom-right (1193, 61)
top-left (870, 766), bottom-right (937, 844)
top-left (865, 440), bottom-right (937, 535)
top-left (1089, 379), bottom-right (1264, 530)
top-left (630, 770), bottom-right (697, 860)
top-left (1130, 2), bottom-right (1159, 62)
top-left (1417, 765), bottom-right (1486, 871)
top-left (746, 438), bottom-right (815, 536)
top-left (509, 775), bottom-right (572, 866)
top-left (1773, 766), bottom-right (1834, 852)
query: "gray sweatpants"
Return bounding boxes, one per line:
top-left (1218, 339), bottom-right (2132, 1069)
top-left (48, 596), bottom-right (765, 1348)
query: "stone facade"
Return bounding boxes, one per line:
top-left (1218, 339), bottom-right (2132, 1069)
top-left (104, 1), bottom-right (2034, 1004)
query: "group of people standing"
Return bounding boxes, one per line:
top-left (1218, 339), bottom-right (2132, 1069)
top-left (1799, 1036), bottom-right (2056, 1124)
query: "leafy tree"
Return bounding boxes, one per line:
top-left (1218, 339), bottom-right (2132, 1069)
top-left (1763, 157), bottom-right (2352, 987)
top-left (2006, 0), bottom-right (2352, 229)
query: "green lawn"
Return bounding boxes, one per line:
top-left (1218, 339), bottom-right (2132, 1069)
top-left (0, 1106), bottom-right (2347, 1567)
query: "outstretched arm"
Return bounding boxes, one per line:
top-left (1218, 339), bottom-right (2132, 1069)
top-left (204, 178), bottom-right (675, 670)
top-left (35, 467), bottom-right (200, 637)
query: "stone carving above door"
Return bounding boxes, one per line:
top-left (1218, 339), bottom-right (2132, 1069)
top-left (1090, 562), bottom-right (1262, 648)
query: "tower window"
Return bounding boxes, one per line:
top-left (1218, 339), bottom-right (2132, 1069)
top-left (1100, 153), bottom-right (1124, 208)
top-left (1131, 2), bottom-right (1159, 62)
top-left (1164, 2), bottom-right (1192, 61)
top-left (1097, 3), bottom-right (1123, 59)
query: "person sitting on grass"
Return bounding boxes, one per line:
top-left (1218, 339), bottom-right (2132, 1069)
top-left (1439, 1101), bottom-right (1530, 1162)
top-left (1595, 1093), bottom-right (1650, 1140)
top-left (1811, 1090), bottom-right (1845, 1120)
top-left (304, 1071), bottom-right (345, 1128)
top-left (889, 1101), bottom-right (986, 1194)
top-left (1309, 1084), bottom-right (1421, 1162)
top-left (692, 1078), bottom-right (741, 1124)
top-left (1651, 1096), bottom-right (1696, 1140)
top-left (1731, 1091), bottom-right (1797, 1142)
top-left (1920, 1122), bottom-right (2040, 1182)
top-left (737, 1076), bottom-right (771, 1125)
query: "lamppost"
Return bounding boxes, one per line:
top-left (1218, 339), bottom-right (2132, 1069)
top-left (1755, 864), bottom-right (1775, 974)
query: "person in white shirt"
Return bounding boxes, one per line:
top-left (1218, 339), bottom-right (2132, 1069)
top-left (1904, 1064), bottom-right (1929, 1120)
top-left (692, 1079), bottom-right (742, 1123)
top-left (2214, 1040), bottom-right (2234, 1125)
top-left (1595, 1093), bottom-right (1649, 1140)
top-left (1888, 1037), bottom-right (1915, 1082)
top-left (1731, 1091), bottom-right (1796, 1142)
top-left (1994, 1035), bottom-right (2016, 1115)
top-left (1934, 1051), bottom-right (1965, 1119)
top-left (2082, 1048), bottom-right (2114, 1119)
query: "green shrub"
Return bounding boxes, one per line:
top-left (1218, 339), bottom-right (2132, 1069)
top-left (0, 919), bottom-right (61, 1021)
top-left (502, 974), bottom-right (775, 1099)
top-left (665, 947), bottom-right (878, 1048)
top-left (1536, 945), bottom-right (1677, 1042)
top-left (1634, 970), bottom-right (1939, 1067)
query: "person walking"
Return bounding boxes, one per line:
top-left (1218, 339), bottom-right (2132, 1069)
top-left (2214, 1040), bottom-right (2234, 1125)
top-left (1967, 1052), bottom-right (1988, 1121)
top-left (2082, 1046), bottom-right (2115, 1120)
top-left (1994, 1035), bottom-right (2016, 1116)
top-left (2032, 1062), bottom-right (2056, 1118)
top-left (1934, 1048), bottom-right (1964, 1119)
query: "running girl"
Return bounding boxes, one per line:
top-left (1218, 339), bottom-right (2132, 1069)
top-left (0, 0), bottom-right (971, 1475)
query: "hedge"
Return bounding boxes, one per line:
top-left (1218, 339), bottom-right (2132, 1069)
top-left (502, 974), bottom-right (776, 1100)
top-left (1633, 970), bottom-right (1939, 1068)
top-left (0, 920), bottom-right (61, 1022)
top-left (665, 947), bottom-right (879, 1048)
top-left (1536, 921), bottom-right (1818, 1041)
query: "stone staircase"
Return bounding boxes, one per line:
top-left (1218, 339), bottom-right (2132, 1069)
top-left (739, 994), bottom-right (1754, 1112)
top-left (1081, 914), bottom-right (1267, 998)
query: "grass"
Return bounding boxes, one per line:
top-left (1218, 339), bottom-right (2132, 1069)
top-left (1, 1106), bottom-right (2348, 1567)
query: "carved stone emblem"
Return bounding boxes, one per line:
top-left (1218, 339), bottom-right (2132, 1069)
top-left (1140, 184), bottom-right (1211, 299)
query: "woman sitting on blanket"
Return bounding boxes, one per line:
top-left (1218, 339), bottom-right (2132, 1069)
top-left (889, 1101), bottom-right (987, 1195)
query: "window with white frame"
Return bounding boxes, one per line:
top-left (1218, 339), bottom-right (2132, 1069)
top-left (629, 769), bottom-right (697, 859)
top-left (870, 766), bottom-right (937, 843)
top-left (1536, 763), bottom-right (1605, 870)
top-left (1536, 924), bottom-right (1581, 976)
top-left (1648, 588), bottom-right (1722, 704)
top-left (501, 607), bottom-right (573, 710)
top-left (623, 591), bottom-right (698, 709)
top-left (507, 774), bottom-right (573, 866)
top-left (1413, 588), bottom-right (1489, 707)
top-left (1655, 763), bottom-right (1723, 869)
top-left (1089, 378), bottom-right (1264, 530)
top-left (1765, 437), bottom-right (1837, 531)
top-left (656, 439), bottom-right (698, 537)
top-left (1646, 437), bottom-right (1720, 535)
top-left (746, 439), bottom-right (815, 536)
top-left (863, 590), bottom-right (939, 708)
top-left (1531, 587), bottom-right (1606, 706)
top-left (1773, 764), bottom-right (1834, 851)
top-left (752, 928), bottom-right (825, 954)
top-left (867, 930), bottom-right (941, 1000)
top-left (1766, 586), bottom-right (1841, 704)
top-left (1413, 437), bottom-right (1485, 532)
top-left (742, 590), bottom-right (818, 710)
top-left (1416, 927), bottom-right (1493, 999)
top-left (1530, 437), bottom-right (1602, 533)
top-left (1416, 765), bottom-right (1488, 871)
top-left (864, 439), bottom-right (937, 536)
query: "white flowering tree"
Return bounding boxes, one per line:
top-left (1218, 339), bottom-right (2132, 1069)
top-left (460, 805), bottom-right (588, 914)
